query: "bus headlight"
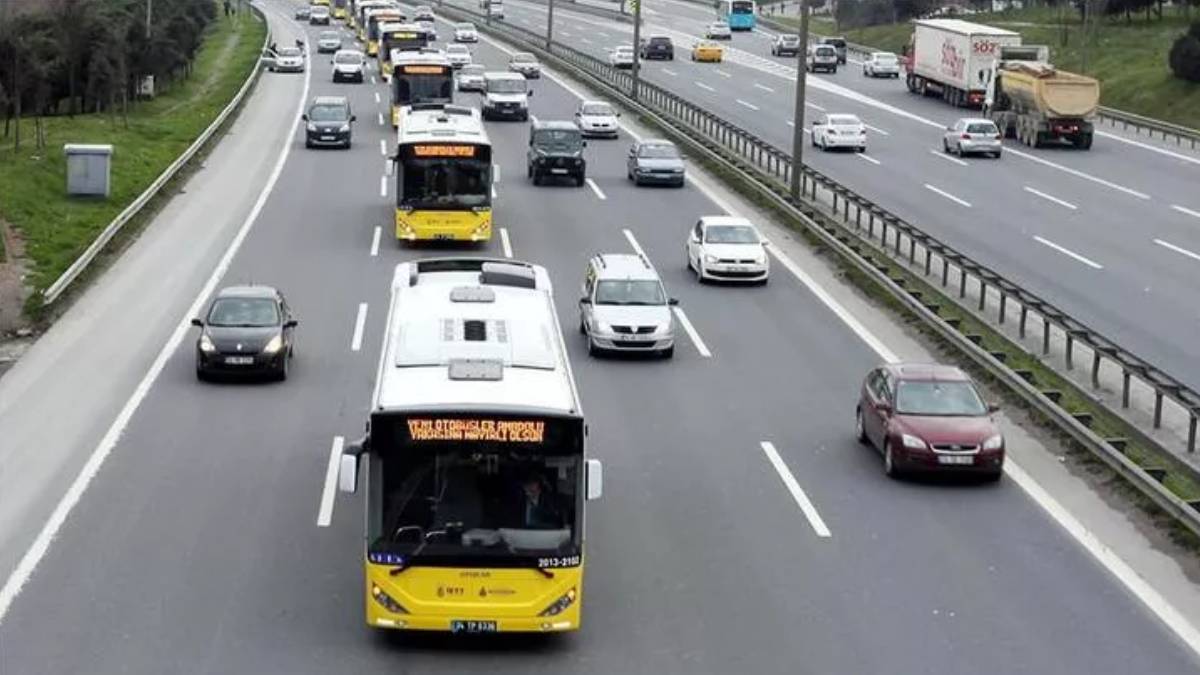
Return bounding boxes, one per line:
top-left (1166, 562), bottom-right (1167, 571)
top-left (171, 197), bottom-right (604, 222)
top-left (538, 588), bottom-right (577, 616)
top-left (371, 584), bottom-right (409, 614)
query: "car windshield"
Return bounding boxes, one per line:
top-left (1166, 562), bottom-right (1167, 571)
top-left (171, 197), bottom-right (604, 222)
top-left (320, 31), bottom-right (339, 40)
top-left (780, 36), bottom-right (799, 44)
top-left (639, 143), bottom-right (679, 158)
top-left (448, 45), bottom-right (468, 54)
top-left (829, 115), bottom-right (861, 126)
top-left (207, 297), bottom-right (279, 327)
top-left (712, 22), bottom-right (728, 29)
top-left (488, 78), bottom-right (525, 93)
top-left (875, 52), bottom-right (897, 62)
top-left (649, 37), bottom-right (670, 44)
top-left (825, 38), bottom-right (846, 47)
top-left (309, 104), bottom-right (348, 121)
top-left (535, 129), bottom-right (582, 151)
top-left (278, 47), bottom-right (301, 57)
top-left (705, 225), bottom-right (759, 244)
top-left (895, 381), bottom-right (988, 416)
top-left (613, 47), bottom-right (633, 56)
top-left (582, 103), bottom-right (613, 115)
top-left (595, 280), bottom-right (666, 305)
top-left (462, 65), bottom-right (485, 76)
top-left (967, 123), bottom-right (998, 134)
top-left (815, 46), bottom-right (835, 56)
top-left (335, 52), bottom-right (361, 64)
top-left (456, 23), bottom-right (474, 30)
top-left (512, 53), bottom-right (535, 63)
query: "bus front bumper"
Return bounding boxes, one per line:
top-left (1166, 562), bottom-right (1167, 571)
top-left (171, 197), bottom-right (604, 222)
top-left (369, 613), bottom-right (579, 633)
top-left (396, 210), bottom-right (492, 242)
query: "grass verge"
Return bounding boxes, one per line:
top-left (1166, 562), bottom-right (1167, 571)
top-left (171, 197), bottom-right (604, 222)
top-left (772, 9), bottom-right (1200, 130)
top-left (0, 7), bottom-right (267, 314)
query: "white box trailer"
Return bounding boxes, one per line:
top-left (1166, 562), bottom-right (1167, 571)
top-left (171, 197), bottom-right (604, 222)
top-left (904, 19), bottom-right (1021, 107)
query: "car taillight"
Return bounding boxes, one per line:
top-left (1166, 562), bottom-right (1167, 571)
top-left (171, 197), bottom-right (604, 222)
top-left (961, 133), bottom-right (971, 140)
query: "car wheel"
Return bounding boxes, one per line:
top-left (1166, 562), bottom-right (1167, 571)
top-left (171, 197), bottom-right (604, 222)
top-left (532, 170), bottom-right (541, 186)
top-left (579, 317), bottom-right (587, 335)
top-left (942, 139), bottom-right (950, 154)
top-left (576, 174), bottom-right (585, 187)
top-left (196, 366), bottom-right (208, 382)
top-left (884, 441), bottom-right (902, 479)
top-left (277, 356), bottom-right (289, 382)
top-left (587, 337), bottom-right (601, 357)
top-left (955, 142), bottom-right (963, 156)
top-left (686, 250), bottom-right (693, 271)
top-left (660, 346), bottom-right (675, 359)
top-left (855, 408), bottom-right (868, 444)
top-left (993, 151), bottom-right (1002, 159)
top-left (528, 164), bottom-right (533, 179)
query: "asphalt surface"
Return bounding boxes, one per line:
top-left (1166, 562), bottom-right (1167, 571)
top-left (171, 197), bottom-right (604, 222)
top-left (0, 2), bottom-right (1198, 674)
top-left (464, 0), bottom-right (1200, 393)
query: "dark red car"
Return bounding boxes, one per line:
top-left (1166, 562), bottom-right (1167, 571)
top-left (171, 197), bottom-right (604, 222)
top-left (855, 363), bottom-right (1004, 481)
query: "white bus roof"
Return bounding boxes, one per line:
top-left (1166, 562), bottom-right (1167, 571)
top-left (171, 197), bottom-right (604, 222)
top-left (372, 259), bottom-right (582, 416)
top-left (397, 105), bottom-right (489, 146)
top-left (914, 19), bottom-right (1019, 36)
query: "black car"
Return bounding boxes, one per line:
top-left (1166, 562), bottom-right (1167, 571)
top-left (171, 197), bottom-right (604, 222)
top-left (527, 121), bottom-right (586, 186)
top-left (303, 95), bottom-right (355, 149)
top-left (640, 35), bottom-right (674, 60)
top-left (193, 286), bottom-right (297, 381)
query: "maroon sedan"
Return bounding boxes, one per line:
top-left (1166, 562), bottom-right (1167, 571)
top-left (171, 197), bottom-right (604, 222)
top-left (855, 363), bottom-right (1004, 481)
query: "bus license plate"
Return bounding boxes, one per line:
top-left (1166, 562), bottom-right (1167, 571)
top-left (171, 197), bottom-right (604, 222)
top-left (937, 455), bottom-right (974, 465)
top-left (224, 356), bottom-right (254, 365)
top-left (433, 234), bottom-right (453, 240)
top-left (450, 620), bottom-right (497, 634)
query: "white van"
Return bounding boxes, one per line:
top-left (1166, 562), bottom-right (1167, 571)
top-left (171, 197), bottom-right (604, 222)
top-left (482, 72), bottom-right (530, 121)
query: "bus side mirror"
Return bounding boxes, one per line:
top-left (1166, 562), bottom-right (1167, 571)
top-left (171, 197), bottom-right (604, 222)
top-left (585, 459), bottom-right (603, 501)
top-left (339, 454), bottom-right (359, 494)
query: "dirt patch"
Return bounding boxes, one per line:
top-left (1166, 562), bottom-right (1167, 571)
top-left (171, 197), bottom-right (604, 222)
top-left (0, 219), bottom-right (32, 334)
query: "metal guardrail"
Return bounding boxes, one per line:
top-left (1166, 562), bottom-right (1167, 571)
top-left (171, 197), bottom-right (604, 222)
top-left (438, 3), bottom-right (1200, 536)
top-left (42, 3), bottom-right (273, 305)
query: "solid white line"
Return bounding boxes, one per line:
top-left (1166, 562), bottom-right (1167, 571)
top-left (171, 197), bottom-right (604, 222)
top-left (586, 177), bottom-right (606, 200)
top-left (1033, 236), bottom-right (1104, 269)
top-left (1024, 186), bottom-right (1077, 211)
top-left (493, 163), bottom-right (501, 184)
top-left (856, 153), bottom-right (881, 166)
top-left (1096, 130), bottom-right (1200, 167)
top-left (929, 149), bottom-right (968, 167)
top-left (802, 128), bottom-right (811, 136)
top-left (1154, 238), bottom-right (1200, 262)
top-left (864, 124), bottom-right (889, 136)
top-left (805, 102), bottom-right (825, 111)
top-left (316, 436), bottom-right (344, 527)
top-left (754, 83), bottom-right (775, 92)
top-left (672, 307), bottom-right (712, 358)
top-left (736, 99), bottom-right (759, 111)
top-left (371, 75), bottom-right (377, 84)
top-left (764, 242), bottom-right (899, 362)
top-left (662, 67), bottom-right (678, 76)
top-left (351, 303), bottom-right (368, 351)
top-left (377, 112), bottom-right (384, 126)
top-left (500, 227), bottom-right (513, 258)
top-left (1008, 148), bottom-right (1150, 200)
top-left (379, 174), bottom-right (387, 198)
top-left (0, 12), bottom-right (313, 621)
top-left (924, 183), bottom-right (972, 208)
top-left (694, 81), bottom-right (715, 92)
top-left (379, 139), bottom-right (387, 156)
top-left (714, 69), bottom-right (732, 78)
top-left (759, 442), bottom-right (832, 538)
top-left (370, 226), bottom-right (381, 256)
top-left (786, 120), bottom-right (794, 127)
top-left (374, 91), bottom-right (381, 104)
top-left (1172, 204), bottom-right (1200, 220)
top-left (622, 228), bottom-right (647, 258)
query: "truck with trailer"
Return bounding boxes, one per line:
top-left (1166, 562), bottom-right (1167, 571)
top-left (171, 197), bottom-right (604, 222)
top-left (983, 45), bottom-right (1099, 150)
top-left (903, 19), bottom-right (1021, 108)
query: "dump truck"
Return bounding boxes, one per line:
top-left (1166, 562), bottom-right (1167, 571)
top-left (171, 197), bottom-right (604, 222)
top-left (904, 19), bottom-right (1022, 107)
top-left (984, 45), bottom-right (1100, 149)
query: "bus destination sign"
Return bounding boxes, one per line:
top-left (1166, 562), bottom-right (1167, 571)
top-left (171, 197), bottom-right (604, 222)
top-left (407, 418), bottom-right (545, 443)
top-left (412, 145), bottom-right (476, 157)
top-left (402, 65), bottom-right (448, 74)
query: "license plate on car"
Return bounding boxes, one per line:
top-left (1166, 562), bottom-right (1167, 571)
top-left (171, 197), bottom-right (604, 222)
top-left (550, 168), bottom-right (568, 174)
top-left (224, 356), bottom-right (254, 365)
top-left (321, 136), bottom-right (335, 141)
top-left (937, 455), bottom-right (974, 465)
top-left (450, 620), bottom-right (497, 634)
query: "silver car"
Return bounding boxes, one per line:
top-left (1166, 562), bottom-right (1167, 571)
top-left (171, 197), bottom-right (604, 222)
top-left (509, 52), bottom-right (541, 78)
top-left (862, 51), bottom-right (900, 78)
top-left (579, 254), bottom-right (677, 358)
top-left (271, 46), bottom-right (305, 73)
top-left (627, 139), bottom-right (685, 187)
top-left (943, 118), bottom-right (1003, 158)
top-left (456, 64), bottom-right (486, 91)
top-left (705, 21), bottom-right (732, 40)
top-left (316, 30), bottom-right (341, 54)
top-left (446, 44), bottom-right (472, 68)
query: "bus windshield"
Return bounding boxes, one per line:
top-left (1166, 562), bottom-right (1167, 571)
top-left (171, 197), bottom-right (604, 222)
top-left (368, 414), bottom-right (583, 565)
top-left (398, 145), bottom-right (491, 210)
top-left (731, 0), bottom-right (754, 12)
top-left (393, 68), bottom-right (453, 106)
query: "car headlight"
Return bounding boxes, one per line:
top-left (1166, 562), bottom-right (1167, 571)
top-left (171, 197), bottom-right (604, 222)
top-left (901, 433), bottom-right (926, 450)
top-left (672, 167), bottom-right (684, 173)
top-left (704, 254), bottom-right (719, 264)
top-left (982, 434), bottom-right (1004, 451)
top-left (539, 587), bottom-right (577, 616)
top-left (199, 334), bottom-right (216, 353)
top-left (596, 322), bottom-right (613, 335)
top-left (338, 123), bottom-right (351, 132)
top-left (262, 334), bottom-right (284, 355)
top-left (371, 584), bottom-right (409, 614)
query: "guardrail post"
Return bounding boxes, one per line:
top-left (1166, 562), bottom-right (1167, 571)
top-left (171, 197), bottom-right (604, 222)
top-left (998, 293), bottom-right (1006, 324)
top-left (907, 238), bottom-right (916, 263)
top-left (1154, 392), bottom-right (1164, 428)
top-left (867, 212), bottom-right (875, 238)
top-left (923, 248), bottom-right (931, 276)
top-left (941, 259), bottom-right (949, 287)
top-left (978, 279), bottom-right (986, 311)
top-left (843, 199), bottom-right (850, 221)
top-left (1189, 413), bottom-right (1197, 453)
top-left (1066, 333), bottom-right (1074, 370)
top-left (832, 192), bottom-right (838, 213)
top-left (1122, 369), bottom-right (1131, 408)
top-left (855, 205), bottom-right (862, 229)
top-left (959, 269), bottom-right (967, 299)
top-left (1091, 352), bottom-right (1101, 388)
top-left (1019, 306), bottom-right (1028, 338)
top-left (893, 229), bottom-right (902, 255)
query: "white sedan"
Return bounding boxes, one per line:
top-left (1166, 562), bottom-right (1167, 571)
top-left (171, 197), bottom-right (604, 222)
top-left (705, 21), bottom-right (732, 40)
top-left (608, 46), bottom-right (635, 69)
top-left (445, 44), bottom-right (472, 68)
top-left (686, 216), bottom-right (770, 284)
top-left (454, 22), bottom-right (478, 42)
top-left (811, 113), bottom-right (867, 152)
top-left (575, 100), bottom-right (620, 138)
top-left (863, 51), bottom-right (900, 78)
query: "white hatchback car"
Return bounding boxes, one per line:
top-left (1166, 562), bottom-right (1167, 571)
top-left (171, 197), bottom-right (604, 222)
top-left (705, 21), bottom-right (732, 40)
top-left (811, 113), bottom-right (867, 152)
top-left (686, 216), bottom-right (769, 284)
top-left (608, 45), bottom-right (635, 69)
top-left (862, 51), bottom-right (900, 78)
top-left (454, 22), bottom-right (478, 42)
top-left (575, 100), bottom-right (620, 138)
top-left (445, 44), bottom-right (472, 68)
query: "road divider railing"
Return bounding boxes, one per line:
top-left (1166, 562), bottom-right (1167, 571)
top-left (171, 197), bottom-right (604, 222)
top-left (438, 3), bottom-right (1200, 536)
top-left (42, 2), bottom-right (272, 305)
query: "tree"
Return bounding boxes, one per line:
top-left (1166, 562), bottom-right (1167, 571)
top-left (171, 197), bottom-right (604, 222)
top-left (1169, 22), bottom-right (1200, 82)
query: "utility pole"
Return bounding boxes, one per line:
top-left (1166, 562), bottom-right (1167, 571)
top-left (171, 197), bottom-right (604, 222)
top-left (547, 0), bottom-right (555, 50)
top-left (630, 0), bottom-right (641, 100)
top-left (788, 0), bottom-right (810, 200)
top-left (146, 0), bottom-right (153, 39)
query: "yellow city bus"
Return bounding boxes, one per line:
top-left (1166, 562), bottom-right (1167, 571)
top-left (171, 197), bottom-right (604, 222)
top-left (338, 257), bottom-right (604, 634)
top-left (392, 105), bottom-right (492, 242)
top-left (378, 23), bottom-right (431, 79)
top-left (365, 9), bottom-right (405, 56)
top-left (390, 52), bottom-right (454, 127)
top-left (333, 0), bottom-right (348, 20)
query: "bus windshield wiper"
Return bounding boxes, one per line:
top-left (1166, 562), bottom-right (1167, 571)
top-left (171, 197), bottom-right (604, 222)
top-left (389, 538), bottom-right (428, 576)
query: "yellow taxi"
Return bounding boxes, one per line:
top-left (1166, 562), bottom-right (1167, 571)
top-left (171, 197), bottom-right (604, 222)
top-left (690, 40), bottom-right (725, 63)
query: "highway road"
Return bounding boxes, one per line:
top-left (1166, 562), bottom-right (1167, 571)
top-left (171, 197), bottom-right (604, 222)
top-left (464, 0), bottom-right (1200, 394)
top-left (0, 2), bottom-right (1198, 673)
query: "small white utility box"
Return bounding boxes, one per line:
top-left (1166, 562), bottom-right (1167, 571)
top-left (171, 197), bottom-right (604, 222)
top-left (64, 143), bottom-right (113, 198)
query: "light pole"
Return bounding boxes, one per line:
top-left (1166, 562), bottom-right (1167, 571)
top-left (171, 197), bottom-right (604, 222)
top-left (547, 0), bottom-right (555, 50)
top-left (788, 0), bottom-right (810, 200)
top-left (630, 0), bottom-right (641, 101)
top-left (146, 0), bottom-right (152, 39)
